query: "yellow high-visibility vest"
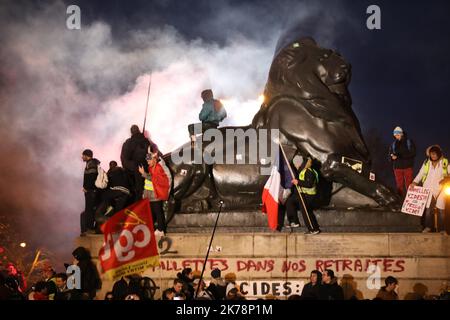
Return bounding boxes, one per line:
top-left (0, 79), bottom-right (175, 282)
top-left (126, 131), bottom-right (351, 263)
top-left (144, 179), bottom-right (154, 191)
top-left (421, 158), bottom-right (448, 184)
top-left (299, 168), bottom-right (319, 195)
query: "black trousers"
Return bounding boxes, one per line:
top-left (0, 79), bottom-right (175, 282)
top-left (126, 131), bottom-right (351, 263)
top-left (125, 170), bottom-right (145, 202)
top-left (188, 122), bottom-right (218, 136)
top-left (285, 191), bottom-right (320, 231)
top-left (150, 201), bottom-right (166, 233)
top-left (81, 190), bottom-right (98, 232)
top-left (100, 190), bottom-right (129, 214)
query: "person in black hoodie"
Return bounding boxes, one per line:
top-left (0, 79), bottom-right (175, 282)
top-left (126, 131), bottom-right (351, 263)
top-left (81, 149), bottom-right (100, 235)
top-left (72, 247), bottom-right (102, 300)
top-left (176, 268), bottom-right (194, 300)
top-left (319, 269), bottom-right (344, 300)
top-left (389, 126), bottom-right (416, 197)
top-left (95, 161), bottom-right (131, 227)
top-left (207, 268), bottom-right (227, 300)
top-left (121, 125), bottom-right (159, 202)
top-left (300, 270), bottom-right (322, 300)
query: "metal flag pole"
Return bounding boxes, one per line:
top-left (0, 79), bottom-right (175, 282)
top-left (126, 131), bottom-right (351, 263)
top-left (278, 143), bottom-right (314, 230)
top-left (26, 249), bottom-right (41, 283)
top-left (142, 74), bottom-right (152, 133)
top-left (196, 200), bottom-right (224, 298)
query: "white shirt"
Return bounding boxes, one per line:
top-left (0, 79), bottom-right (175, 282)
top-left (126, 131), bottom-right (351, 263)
top-left (413, 158), bottom-right (447, 209)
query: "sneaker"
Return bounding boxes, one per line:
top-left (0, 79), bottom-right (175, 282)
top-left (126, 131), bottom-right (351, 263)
top-left (305, 230), bottom-right (321, 235)
top-left (86, 229), bottom-right (97, 235)
top-left (79, 232), bottom-right (86, 237)
top-left (105, 206), bottom-right (114, 217)
top-left (154, 230), bottom-right (165, 237)
top-left (289, 222), bottom-right (300, 228)
top-left (422, 227), bottom-right (431, 233)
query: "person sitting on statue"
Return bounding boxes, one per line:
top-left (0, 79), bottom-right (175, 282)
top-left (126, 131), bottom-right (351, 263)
top-left (138, 152), bottom-right (170, 237)
top-left (411, 145), bottom-right (449, 234)
top-left (285, 156), bottom-right (321, 234)
top-left (188, 89), bottom-right (227, 146)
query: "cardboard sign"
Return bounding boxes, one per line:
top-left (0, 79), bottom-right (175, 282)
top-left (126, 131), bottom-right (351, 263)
top-left (401, 186), bottom-right (431, 216)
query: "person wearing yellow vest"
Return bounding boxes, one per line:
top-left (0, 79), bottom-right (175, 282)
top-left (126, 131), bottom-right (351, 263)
top-left (138, 153), bottom-right (170, 237)
top-left (411, 145), bottom-right (448, 233)
top-left (285, 156), bottom-right (321, 234)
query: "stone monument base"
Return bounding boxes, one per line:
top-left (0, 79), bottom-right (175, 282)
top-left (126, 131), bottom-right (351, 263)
top-left (76, 230), bottom-right (449, 300)
top-left (168, 209), bottom-right (422, 233)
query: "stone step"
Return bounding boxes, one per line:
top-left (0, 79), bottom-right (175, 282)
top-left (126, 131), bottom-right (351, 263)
top-left (167, 209), bottom-right (422, 233)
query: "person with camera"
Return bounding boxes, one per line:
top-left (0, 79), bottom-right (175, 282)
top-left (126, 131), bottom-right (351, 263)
top-left (138, 153), bottom-right (170, 237)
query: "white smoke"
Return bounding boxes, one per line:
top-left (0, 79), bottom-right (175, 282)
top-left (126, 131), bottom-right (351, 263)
top-left (0, 0), bottom-right (345, 254)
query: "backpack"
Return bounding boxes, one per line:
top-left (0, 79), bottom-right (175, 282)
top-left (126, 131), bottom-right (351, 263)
top-left (95, 165), bottom-right (108, 189)
top-left (391, 139), bottom-right (412, 154)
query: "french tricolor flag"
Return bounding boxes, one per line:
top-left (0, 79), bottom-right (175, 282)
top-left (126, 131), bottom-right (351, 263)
top-left (262, 146), bottom-right (292, 230)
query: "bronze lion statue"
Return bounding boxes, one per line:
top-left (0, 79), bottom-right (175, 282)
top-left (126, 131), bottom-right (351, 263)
top-left (163, 35), bottom-right (399, 219)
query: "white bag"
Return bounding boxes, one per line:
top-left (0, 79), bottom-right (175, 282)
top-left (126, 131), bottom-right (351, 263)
top-left (95, 165), bottom-right (108, 189)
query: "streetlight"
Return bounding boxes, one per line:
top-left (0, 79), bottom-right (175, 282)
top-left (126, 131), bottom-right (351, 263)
top-left (19, 242), bottom-right (26, 248)
top-left (444, 185), bottom-right (450, 196)
top-left (443, 179), bottom-right (450, 234)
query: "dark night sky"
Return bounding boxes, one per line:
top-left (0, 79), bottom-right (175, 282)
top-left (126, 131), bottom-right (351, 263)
top-left (1, 0), bottom-right (449, 258)
top-left (67, 0), bottom-right (450, 152)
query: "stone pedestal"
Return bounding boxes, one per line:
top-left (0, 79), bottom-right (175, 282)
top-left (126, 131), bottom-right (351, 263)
top-left (168, 209), bottom-right (422, 233)
top-left (76, 230), bottom-right (449, 300)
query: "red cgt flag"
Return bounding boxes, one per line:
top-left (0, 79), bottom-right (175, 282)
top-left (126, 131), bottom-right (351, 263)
top-left (98, 199), bottom-right (159, 281)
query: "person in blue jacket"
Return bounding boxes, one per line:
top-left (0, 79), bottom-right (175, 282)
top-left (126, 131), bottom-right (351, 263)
top-left (188, 89), bottom-right (227, 146)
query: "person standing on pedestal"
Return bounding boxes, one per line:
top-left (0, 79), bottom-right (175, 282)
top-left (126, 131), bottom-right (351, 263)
top-left (121, 125), bottom-right (153, 202)
top-left (138, 152), bottom-right (170, 237)
top-left (411, 145), bottom-right (448, 233)
top-left (285, 156), bottom-right (321, 234)
top-left (81, 149), bottom-right (100, 236)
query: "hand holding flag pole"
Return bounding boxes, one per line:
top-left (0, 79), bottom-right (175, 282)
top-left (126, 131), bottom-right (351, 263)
top-left (278, 143), bottom-right (314, 229)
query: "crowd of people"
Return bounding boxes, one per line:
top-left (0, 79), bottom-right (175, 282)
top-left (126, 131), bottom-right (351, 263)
top-left (2, 250), bottom-right (450, 300)
top-left (3, 92), bottom-right (448, 301)
top-left (81, 126), bottom-right (170, 237)
top-left (0, 247), bottom-right (101, 300)
top-left (79, 84), bottom-right (449, 238)
top-left (80, 89), bottom-right (227, 237)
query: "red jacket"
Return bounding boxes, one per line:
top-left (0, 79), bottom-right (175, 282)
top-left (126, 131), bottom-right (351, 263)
top-left (149, 163), bottom-right (170, 201)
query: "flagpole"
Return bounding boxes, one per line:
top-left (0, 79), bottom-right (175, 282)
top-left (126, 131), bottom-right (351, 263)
top-left (26, 249), bottom-right (41, 283)
top-left (278, 144), bottom-right (314, 229)
top-left (142, 74), bottom-right (152, 133)
top-left (196, 200), bottom-right (224, 298)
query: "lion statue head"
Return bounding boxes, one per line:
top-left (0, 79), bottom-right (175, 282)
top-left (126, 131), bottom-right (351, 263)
top-left (258, 37), bottom-right (359, 127)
